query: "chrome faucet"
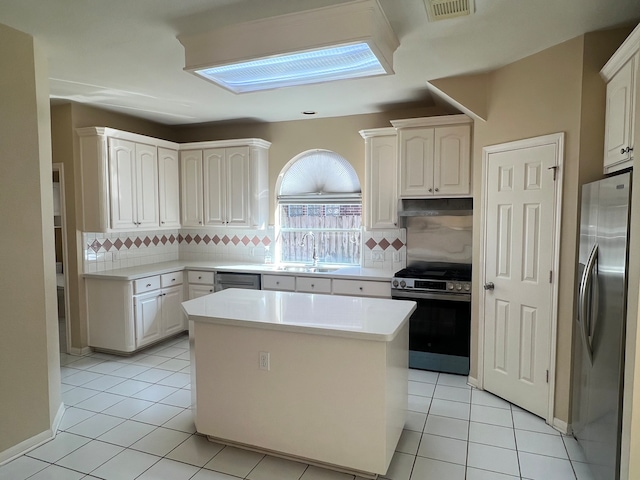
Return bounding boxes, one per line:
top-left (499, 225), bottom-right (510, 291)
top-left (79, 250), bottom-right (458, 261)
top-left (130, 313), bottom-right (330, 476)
top-left (300, 231), bottom-right (318, 266)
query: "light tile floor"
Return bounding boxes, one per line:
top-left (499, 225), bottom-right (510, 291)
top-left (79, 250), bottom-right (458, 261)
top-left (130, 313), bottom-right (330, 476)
top-left (0, 334), bottom-right (595, 480)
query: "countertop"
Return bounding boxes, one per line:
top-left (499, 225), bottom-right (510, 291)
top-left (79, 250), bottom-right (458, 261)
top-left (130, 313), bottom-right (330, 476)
top-left (83, 261), bottom-right (395, 282)
top-left (182, 288), bottom-right (415, 341)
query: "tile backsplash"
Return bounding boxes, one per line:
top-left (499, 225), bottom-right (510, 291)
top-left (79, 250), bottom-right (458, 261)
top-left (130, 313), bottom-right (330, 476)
top-left (83, 227), bottom-right (405, 273)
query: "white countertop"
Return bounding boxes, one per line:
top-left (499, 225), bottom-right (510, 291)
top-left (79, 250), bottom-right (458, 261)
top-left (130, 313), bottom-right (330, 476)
top-left (182, 288), bottom-right (415, 341)
top-left (83, 261), bottom-right (394, 282)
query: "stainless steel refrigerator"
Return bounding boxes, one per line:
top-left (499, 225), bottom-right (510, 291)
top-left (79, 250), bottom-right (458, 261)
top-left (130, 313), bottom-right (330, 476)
top-left (572, 171), bottom-right (632, 480)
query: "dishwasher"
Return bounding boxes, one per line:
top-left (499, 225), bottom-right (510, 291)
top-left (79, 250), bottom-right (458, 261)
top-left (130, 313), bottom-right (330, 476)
top-left (214, 272), bottom-right (261, 291)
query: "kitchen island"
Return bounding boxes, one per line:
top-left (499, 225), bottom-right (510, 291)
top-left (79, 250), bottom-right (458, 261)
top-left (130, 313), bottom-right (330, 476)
top-left (182, 289), bottom-right (415, 478)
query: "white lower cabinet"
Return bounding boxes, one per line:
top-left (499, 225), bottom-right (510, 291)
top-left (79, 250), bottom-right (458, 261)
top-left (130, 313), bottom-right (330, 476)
top-left (188, 270), bottom-right (216, 299)
top-left (296, 277), bottom-right (332, 294)
top-left (332, 279), bottom-right (391, 298)
top-left (261, 274), bottom-right (391, 298)
top-left (262, 274), bottom-right (296, 291)
top-left (86, 272), bottom-right (186, 353)
top-left (134, 284), bottom-right (185, 348)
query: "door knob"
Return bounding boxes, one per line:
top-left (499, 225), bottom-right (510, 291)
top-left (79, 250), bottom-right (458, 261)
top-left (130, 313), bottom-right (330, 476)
top-left (484, 282), bottom-right (495, 291)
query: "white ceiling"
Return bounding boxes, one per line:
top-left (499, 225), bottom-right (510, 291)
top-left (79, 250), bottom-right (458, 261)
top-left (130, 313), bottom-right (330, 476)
top-left (1, 0), bottom-right (639, 125)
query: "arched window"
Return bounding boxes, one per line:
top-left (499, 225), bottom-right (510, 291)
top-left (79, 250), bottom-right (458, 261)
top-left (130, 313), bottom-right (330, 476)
top-left (276, 150), bottom-right (362, 265)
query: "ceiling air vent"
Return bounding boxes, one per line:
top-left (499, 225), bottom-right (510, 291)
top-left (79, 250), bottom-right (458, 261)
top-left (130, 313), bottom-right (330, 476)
top-left (424, 0), bottom-right (474, 21)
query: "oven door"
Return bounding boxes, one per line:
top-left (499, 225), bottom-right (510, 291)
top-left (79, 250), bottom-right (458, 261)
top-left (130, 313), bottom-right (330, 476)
top-left (392, 289), bottom-right (471, 375)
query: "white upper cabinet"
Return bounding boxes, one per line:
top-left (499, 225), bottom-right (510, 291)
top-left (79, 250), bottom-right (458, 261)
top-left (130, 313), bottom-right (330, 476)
top-left (392, 115), bottom-right (472, 198)
top-left (108, 139), bottom-right (158, 230)
top-left (601, 27), bottom-right (639, 174)
top-left (180, 139), bottom-right (270, 229)
top-left (77, 127), bottom-right (179, 232)
top-left (158, 147), bottom-right (180, 228)
top-left (360, 127), bottom-right (398, 229)
top-left (180, 150), bottom-right (204, 226)
top-left (77, 128), bottom-right (270, 232)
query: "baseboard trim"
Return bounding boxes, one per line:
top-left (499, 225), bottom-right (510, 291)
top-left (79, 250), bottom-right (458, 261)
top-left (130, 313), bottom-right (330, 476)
top-left (68, 346), bottom-right (91, 356)
top-left (553, 417), bottom-right (569, 435)
top-left (0, 403), bottom-right (65, 465)
top-left (466, 375), bottom-right (479, 389)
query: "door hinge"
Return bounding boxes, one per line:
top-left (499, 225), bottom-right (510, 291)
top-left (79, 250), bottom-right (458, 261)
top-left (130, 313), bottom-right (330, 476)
top-left (548, 165), bottom-right (558, 181)
top-left (549, 270), bottom-right (553, 283)
top-left (546, 370), bottom-right (549, 383)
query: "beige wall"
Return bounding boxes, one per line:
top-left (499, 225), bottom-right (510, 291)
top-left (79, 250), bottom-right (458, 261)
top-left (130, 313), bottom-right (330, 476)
top-left (432, 28), bottom-right (631, 425)
top-left (0, 23), bottom-right (61, 456)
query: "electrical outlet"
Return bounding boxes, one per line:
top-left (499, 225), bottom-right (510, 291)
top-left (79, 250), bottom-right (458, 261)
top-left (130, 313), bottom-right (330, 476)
top-left (259, 351), bottom-right (270, 371)
top-left (372, 252), bottom-right (384, 262)
top-left (393, 251), bottom-right (400, 262)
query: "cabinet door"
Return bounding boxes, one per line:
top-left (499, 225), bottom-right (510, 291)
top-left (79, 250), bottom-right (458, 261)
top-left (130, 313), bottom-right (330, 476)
top-left (188, 284), bottom-right (215, 299)
top-left (604, 58), bottom-right (635, 169)
top-left (203, 148), bottom-right (226, 226)
top-left (134, 290), bottom-right (163, 348)
top-left (226, 146), bottom-right (251, 226)
top-left (158, 148), bottom-right (180, 228)
top-left (180, 150), bottom-right (204, 226)
top-left (399, 128), bottom-right (435, 197)
top-left (162, 285), bottom-right (185, 336)
top-left (135, 143), bottom-right (159, 228)
top-left (366, 135), bottom-right (398, 228)
top-left (434, 125), bottom-right (471, 196)
top-left (109, 138), bottom-right (137, 229)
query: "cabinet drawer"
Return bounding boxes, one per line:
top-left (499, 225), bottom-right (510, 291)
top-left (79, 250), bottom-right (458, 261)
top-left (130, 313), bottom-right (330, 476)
top-left (296, 277), bottom-right (331, 294)
top-left (161, 271), bottom-right (184, 287)
top-left (262, 275), bottom-right (296, 291)
top-left (332, 279), bottom-right (390, 298)
top-left (134, 275), bottom-right (160, 294)
top-left (187, 271), bottom-right (215, 285)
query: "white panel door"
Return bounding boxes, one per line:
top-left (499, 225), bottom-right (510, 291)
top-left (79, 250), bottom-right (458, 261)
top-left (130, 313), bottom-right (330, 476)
top-left (203, 148), bottom-right (226, 226)
top-left (180, 150), bottom-right (203, 227)
top-left (226, 146), bottom-right (250, 227)
top-left (367, 135), bottom-right (398, 229)
top-left (109, 138), bottom-right (137, 229)
top-left (483, 139), bottom-right (559, 418)
top-left (135, 143), bottom-right (159, 228)
top-left (162, 285), bottom-right (185, 336)
top-left (134, 290), bottom-right (162, 348)
top-left (399, 127), bottom-right (435, 197)
top-left (158, 147), bottom-right (180, 228)
top-left (188, 284), bottom-right (215, 299)
top-left (434, 125), bottom-right (471, 196)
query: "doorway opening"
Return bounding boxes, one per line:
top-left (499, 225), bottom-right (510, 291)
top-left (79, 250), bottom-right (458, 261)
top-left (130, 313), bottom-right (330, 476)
top-left (52, 163), bottom-right (71, 353)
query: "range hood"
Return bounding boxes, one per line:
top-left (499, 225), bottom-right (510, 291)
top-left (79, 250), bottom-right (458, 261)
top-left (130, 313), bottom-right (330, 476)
top-left (398, 198), bottom-right (473, 217)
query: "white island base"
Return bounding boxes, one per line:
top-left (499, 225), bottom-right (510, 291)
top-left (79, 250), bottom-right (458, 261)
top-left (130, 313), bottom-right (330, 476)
top-left (182, 289), bottom-right (415, 478)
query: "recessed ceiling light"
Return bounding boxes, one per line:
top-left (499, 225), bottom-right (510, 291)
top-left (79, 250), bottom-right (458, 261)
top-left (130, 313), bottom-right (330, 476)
top-left (302, 111), bottom-right (317, 115)
top-left (178, 0), bottom-right (399, 94)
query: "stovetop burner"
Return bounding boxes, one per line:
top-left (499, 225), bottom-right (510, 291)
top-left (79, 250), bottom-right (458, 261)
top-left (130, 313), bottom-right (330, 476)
top-left (394, 262), bottom-right (472, 282)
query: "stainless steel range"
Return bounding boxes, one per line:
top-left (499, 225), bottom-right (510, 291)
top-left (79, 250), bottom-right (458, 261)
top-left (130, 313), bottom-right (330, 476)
top-left (392, 199), bottom-right (473, 375)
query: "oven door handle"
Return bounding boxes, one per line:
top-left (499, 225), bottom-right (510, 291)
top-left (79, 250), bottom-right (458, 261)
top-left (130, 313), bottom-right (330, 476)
top-left (391, 290), bottom-right (471, 302)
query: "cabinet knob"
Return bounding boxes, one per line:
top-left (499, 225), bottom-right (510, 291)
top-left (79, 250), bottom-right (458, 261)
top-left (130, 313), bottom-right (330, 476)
top-left (434, 188), bottom-right (439, 192)
top-left (359, 287), bottom-right (363, 291)
top-left (198, 276), bottom-right (202, 279)
top-left (276, 281), bottom-right (280, 285)
top-left (311, 284), bottom-right (315, 288)
top-left (209, 289), bottom-right (214, 292)
top-left (428, 188), bottom-right (433, 192)
top-left (198, 221), bottom-right (202, 224)
top-left (161, 221), bottom-right (165, 224)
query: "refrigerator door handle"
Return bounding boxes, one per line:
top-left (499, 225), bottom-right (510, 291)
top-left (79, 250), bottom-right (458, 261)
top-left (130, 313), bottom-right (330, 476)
top-left (579, 243), bottom-right (598, 364)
